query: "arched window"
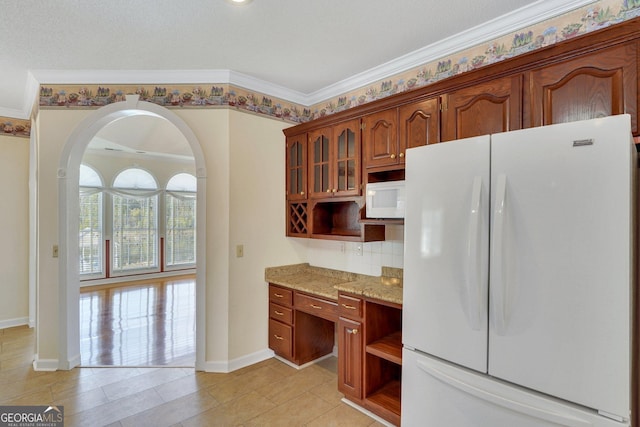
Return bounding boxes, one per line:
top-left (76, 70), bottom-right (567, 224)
top-left (79, 164), bottom-right (104, 275)
top-left (165, 173), bottom-right (197, 267)
top-left (112, 168), bottom-right (159, 273)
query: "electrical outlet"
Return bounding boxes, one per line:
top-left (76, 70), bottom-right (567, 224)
top-left (53, 245), bottom-right (59, 258)
top-left (236, 244), bottom-right (244, 258)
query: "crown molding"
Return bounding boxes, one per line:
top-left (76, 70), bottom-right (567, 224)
top-left (305, 0), bottom-right (597, 105)
top-left (19, 0), bottom-right (596, 118)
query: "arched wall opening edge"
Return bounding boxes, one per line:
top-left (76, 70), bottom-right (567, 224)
top-left (54, 95), bottom-right (207, 370)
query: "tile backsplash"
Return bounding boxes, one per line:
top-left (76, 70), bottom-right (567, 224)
top-left (306, 225), bottom-right (404, 276)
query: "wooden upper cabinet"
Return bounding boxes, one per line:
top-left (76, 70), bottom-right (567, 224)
top-left (398, 97), bottom-right (440, 160)
top-left (285, 133), bottom-right (307, 201)
top-left (333, 119), bottom-right (361, 197)
top-left (308, 120), bottom-right (361, 198)
top-left (527, 42), bottom-right (638, 134)
top-left (441, 74), bottom-right (523, 142)
top-left (308, 127), bottom-right (332, 198)
top-left (363, 108), bottom-right (398, 169)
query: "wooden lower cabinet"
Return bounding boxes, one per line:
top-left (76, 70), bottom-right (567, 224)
top-left (339, 292), bottom-right (402, 426)
top-left (268, 285), bottom-right (402, 425)
top-left (268, 284), bottom-right (336, 366)
top-left (338, 317), bottom-right (363, 400)
top-left (268, 318), bottom-right (293, 360)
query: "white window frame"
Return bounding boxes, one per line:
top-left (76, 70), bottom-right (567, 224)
top-left (165, 173), bottom-right (197, 270)
top-left (79, 164), bottom-right (105, 279)
top-left (111, 168), bottom-right (160, 276)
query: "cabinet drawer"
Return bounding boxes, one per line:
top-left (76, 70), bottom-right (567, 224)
top-left (338, 293), bottom-right (363, 319)
top-left (269, 318), bottom-right (293, 359)
top-left (294, 292), bottom-right (338, 321)
top-left (269, 302), bottom-right (293, 324)
top-left (269, 284), bottom-right (293, 307)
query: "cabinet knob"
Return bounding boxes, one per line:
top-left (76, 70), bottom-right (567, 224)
top-left (274, 334), bottom-right (284, 340)
top-left (326, 189), bottom-right (331, 193)
top-left (332, 189), bottom-right (337, 193)
top-left (341, 304), bottom-right (357, 310)
top-left (399, 152), bottom-right (404, 158)
top-left (274, 310), bottom-right (284, 316)
top-left (274, 293), bottom-right (284, 298)
top-left (350, 328), bottom-right (359, 335)
top-left (390, 153), bottom-right (396, 159)
top-left (300, 191), bottom-right (305, 196)
top-left (310, 304), bottom-right (322, 310)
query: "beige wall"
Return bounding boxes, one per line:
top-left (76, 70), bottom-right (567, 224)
top-left (0, 134), bottom-right (29, 328)
top-left (228, 110), bottom-right (306, 359)
top-left (34, 107), bottom-right (307, 368)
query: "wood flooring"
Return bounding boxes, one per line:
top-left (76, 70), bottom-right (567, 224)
top-left (0, 326), bottom-right (387, 426)
top-left (1, 278), bottom-right (388, 426)
top-left (79, 275), bottom-right (196, 367)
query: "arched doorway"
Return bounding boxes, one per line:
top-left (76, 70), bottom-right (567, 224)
top-left (57, 95), bottom-right (207, 370)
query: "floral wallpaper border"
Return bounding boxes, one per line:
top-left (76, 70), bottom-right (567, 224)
top-left (2, 0), bottom-right (637, 139)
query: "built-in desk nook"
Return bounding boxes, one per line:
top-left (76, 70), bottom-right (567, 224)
top-left (265, 264), bottom-right (403, 426)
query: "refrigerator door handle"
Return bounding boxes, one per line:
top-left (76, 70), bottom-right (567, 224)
top-left (492, 174), bottom-right (508, 335)
top-left (416, 358), bottom-right (593, 427)
top-left (466, 176), bottom-right (483, 330)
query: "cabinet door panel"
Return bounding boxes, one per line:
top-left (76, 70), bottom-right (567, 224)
top-left (363, 109), bottom-right (398, 169)
top-left (338, 317), bottom-right (363, 399)
top-left (529, 43), bottom-right (637, 134)
top-left (442, 75), bottom-right (522, 141)
top-left (286, 134), bottom-right (307, 201)
top-left (308, 128), bottom-right (332, 198)
top-left (333, 119), bottom-right (361, 196)
top-left (399, 98), bottom-right (440, 161)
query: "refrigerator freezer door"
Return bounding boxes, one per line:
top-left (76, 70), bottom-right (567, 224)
top-left (488, 115), bottom-right (632, 419)
top-left (403, 135), bottom-right (490, 373)
top-left (402, 349), bottom-right (629, 427)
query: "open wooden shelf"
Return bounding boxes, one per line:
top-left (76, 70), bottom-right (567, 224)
top-left (366, 380), bottom-right (401, 424)
top-left (359, 218), bottom-right (404, 226)
top-left (366, 331), bottom-right (402, 365)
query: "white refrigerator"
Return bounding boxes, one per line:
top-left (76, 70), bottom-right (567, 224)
top-left (401, 115), bottom-right (634, 427)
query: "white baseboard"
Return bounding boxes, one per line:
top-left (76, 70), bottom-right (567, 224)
top-left (59, 354), bottom-right (81, 370)
top-left (0, 317), bottom-right (30, 330)
top-left (32, 356), bottom-right (59, 371)
top-left (200, 348), bottom-right (274, 373)
top-left (274, 351), bottom-right (336, 370)
top-left (341, 398), bottom-right (395, 427)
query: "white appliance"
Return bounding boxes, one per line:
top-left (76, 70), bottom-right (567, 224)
top-left (365, 180), bottom-right (406, 218)
top-left (402, 115), bottom-right (635, 427)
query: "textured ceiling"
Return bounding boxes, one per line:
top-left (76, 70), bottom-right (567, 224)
top-left (0, 0), bottom-right (560, 118)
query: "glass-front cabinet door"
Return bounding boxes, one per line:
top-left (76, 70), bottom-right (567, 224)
top-left (286, 133), bottom-right (307, 201)
top-left (308, 127), bottom-right (332, 198)
top-left (333, 119), bottom-right (361, 197)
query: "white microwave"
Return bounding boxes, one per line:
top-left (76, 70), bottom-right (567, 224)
top-left (365, 180), bottom-right (406, 219)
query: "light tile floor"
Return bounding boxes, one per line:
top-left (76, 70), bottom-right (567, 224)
top-left (0, 326), bottom-right (386, 426)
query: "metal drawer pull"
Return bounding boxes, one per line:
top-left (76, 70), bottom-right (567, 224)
top-left (274, 310), bottom-right (284, 316)
top-left (273, 335), bottom-right (284, 340)
top-left (274, 293), bottom-right (284, 298)
top-left (310, 304), bottom-right (322, 309)
top-left (350, 329), bottom-right (359, 335)
top-left (341, 304), bottom-right (357, 310)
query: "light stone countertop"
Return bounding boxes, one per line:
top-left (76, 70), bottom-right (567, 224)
top-left (265, 263), bottom-right (402, 305)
